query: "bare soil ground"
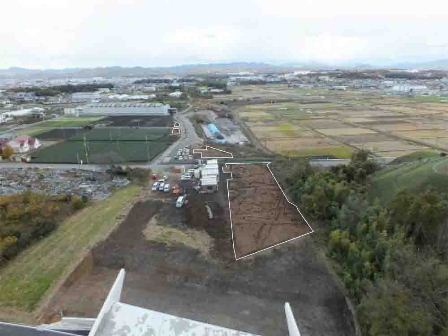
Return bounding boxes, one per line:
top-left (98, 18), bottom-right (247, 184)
top-left (226, 164), bottom-right (312, 259)
top-left (42, 188), bottom-right (354, 336)
top-left (193, 145), bottom-right (233, 158)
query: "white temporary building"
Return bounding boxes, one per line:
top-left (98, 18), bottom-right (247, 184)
top-left (199, 159), bottom-right (220, 192)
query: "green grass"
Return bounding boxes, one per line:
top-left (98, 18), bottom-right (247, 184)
top-left (12, 117), bottom-right (104, 137)
top-left (389, 150), bottom-right (440, 164)
top-left (370, 155), bottom-right (448, 203)
top-left (0, 185), bottom-right (141, 311)
top-left (281, 145), bottom-right (353, 159)
top-left (70, 127), bottom-right (171, 141)
top-left (14, 126), bottom-right (51, 136)
top-left (31, 140), bottom-right (173, 164)
top-left (31, 127), bottom-right (175, 164)
top-left (37, 117), bottom-right (104, 128)
top-left (403, 95), bottom-right (448, 103)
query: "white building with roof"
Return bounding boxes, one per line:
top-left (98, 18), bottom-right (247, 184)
top-left (199, 159), bottom-right (219, 192)
top-left (64, 103), bottom-right (171, 116)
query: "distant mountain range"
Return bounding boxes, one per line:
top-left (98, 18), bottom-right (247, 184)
top-left (1, 60), bottom-right (448, 79)
top-left (0, 63), bottom-right (295, 80)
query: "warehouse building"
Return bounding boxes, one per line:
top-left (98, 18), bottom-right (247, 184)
top-left (64, 102), bottom-right (172, 116)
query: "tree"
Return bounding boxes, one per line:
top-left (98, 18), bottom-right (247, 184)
top-left (359, 279), bottom-right (433, 336)
top-left (388, 190), bottom-right (448, 249)
top-left (1, 145), bottom-right (14, 160)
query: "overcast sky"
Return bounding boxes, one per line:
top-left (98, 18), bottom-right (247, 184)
top-left (1, 0), bottom-right (448, 69)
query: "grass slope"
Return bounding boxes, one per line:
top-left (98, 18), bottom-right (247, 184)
top-left (281, 145), bottom-right (353, 159)
top-left (370, 155), bottom-right (448, 203)
top-left (0, 185), bottom-right (140, 312)
top-left (13, 117), bottom-right (104, 137)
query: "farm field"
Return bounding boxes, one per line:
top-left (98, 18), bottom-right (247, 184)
top-left (225, 163), bottom-right (312, 259)
top-left (231, 84), bottom-right (448, 158)
top-left (0, 185), bottom-right (141, 317)
top-left (30, 124), bottom-right (176, 164)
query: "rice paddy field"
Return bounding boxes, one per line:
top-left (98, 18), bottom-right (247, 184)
top-left (229, 84), bottom-right (448, 158)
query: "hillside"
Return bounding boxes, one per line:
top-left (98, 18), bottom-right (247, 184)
top-left (369, 153), bottom-right (448, 203)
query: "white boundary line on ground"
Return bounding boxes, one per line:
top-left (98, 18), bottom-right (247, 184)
top-left (223, 161), bottom-right (314, 261)
top-left (193, 145), bottom-right (234, 159)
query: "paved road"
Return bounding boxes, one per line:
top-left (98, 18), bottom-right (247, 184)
top-left (150, 105), bottom-right (203, 170)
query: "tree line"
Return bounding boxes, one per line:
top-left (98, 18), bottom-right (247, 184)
top-left (273, 151), bottom-right (448, 335)
top-left (0, 192), bottom-right (87, 266)
top-left (9, 83), bottom-right (114, 97)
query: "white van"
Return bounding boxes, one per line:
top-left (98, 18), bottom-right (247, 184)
top-left (176, 195), bottom-right (186, 208)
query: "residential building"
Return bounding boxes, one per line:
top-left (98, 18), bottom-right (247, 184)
top-left (6, 135), bottom-right (41, 153)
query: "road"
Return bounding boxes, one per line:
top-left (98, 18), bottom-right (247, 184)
top-left (150, 105), bottom-right (203, 169)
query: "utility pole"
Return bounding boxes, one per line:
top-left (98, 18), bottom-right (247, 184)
top-left (146, 135), bottom-right (150, 162)
top-left (83, 135), bottom-right (89, 164)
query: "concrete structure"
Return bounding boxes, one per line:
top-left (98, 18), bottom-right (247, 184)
top-left (64, 103), bottom-right (171, 116)
top-left (0, 269), bottom-right (303, 335)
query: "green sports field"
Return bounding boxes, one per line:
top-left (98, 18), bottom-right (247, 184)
top-left (69, 127), bottom-right (171, 141)
top-left (31, 127), bottom-right (175, 164)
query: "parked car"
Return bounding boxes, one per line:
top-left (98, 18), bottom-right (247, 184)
top-left (176, 195), bottom-right (186, 208)
top-left (163, 183), bottom-right (171, 192)
top-left (158, 182), bottom-right (165, 191)
top-left (180, 174), bottom-right (191, 180)
top-left (151, 182), bottom-right (159, 191)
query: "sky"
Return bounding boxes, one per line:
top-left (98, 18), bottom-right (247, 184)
top-left (1, 0), bottom-right (448, 69)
